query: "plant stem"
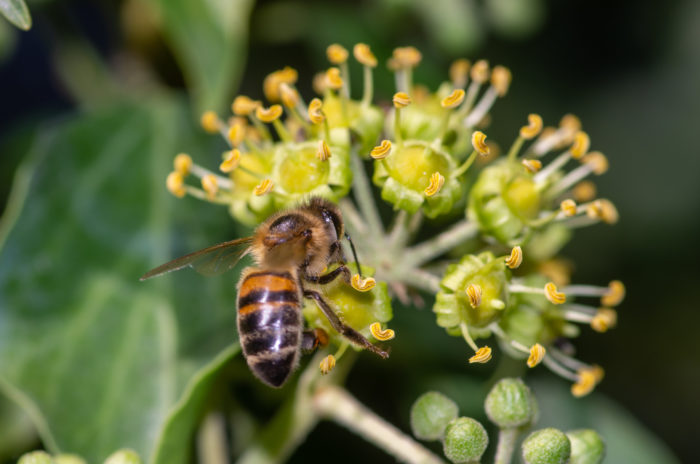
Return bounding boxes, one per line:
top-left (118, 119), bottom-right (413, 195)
top-left (198, 412), bottom-right (229, 464)
top-left (350, 148), bottom-right (384, 237)
top-left (396, 267), bottom-right (441, 294)
top-left (313, 385), bottom-right (446, 464)
top-left (402, 220), bottom-right (478, 267)
top-left (494, 428), bottom-right (519, 464)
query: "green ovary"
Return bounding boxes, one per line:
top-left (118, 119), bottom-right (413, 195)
top-left (503, 177), bottom-right (540, 220)
top-left (384, 146), bottom-right (449, 192)
top-left (277, 146), bottom-right (330, 193)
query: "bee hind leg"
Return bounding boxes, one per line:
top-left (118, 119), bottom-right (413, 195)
top-left (301, 328), bottom-right (329, 353)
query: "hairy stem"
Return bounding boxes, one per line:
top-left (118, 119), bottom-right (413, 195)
top-left (313, 385), bottom-right (446, 464)
top-left (494, 428), bottom-right (519, 464)
top-left (396, 267), bottom-right (441, 294)
top-left (350, 149), bottom-right (384, 237)
top-left (402, 220), bottom-right (478, 268)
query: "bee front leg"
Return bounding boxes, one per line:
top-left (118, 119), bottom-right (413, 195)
top-left (301, 328), bottom-right (329, 353)
top-left (303, 264), bottom-right (351, 285)
top-left (303, 289), bottom-right (389, 359)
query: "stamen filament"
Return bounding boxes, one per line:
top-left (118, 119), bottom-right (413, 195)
top-left (272, 119), bottom-right (292, 143)
top-left (459, 322), bottom-right (479, 352)
top-left (350, 147), bottom-right (384, 237)
top-left (403, 220), bottom-right (478, 267)
top-left (506, 136), bottom-right (525, 162)
top-left (541, 354), bottom-right (580, 382)
top-left (465, 87), bottom-right (498, 128)
top-left (562, 285), bottom-right (609, 297)
top-left (189, 164), bottom-right (234, 189)
top-left (184, 185), bottom-right (230, 205)
top-left (547, 162), bottom-right (598, 199)
top-left (362, 65), bottom-right (373, 107)
top-left (452, 150), bottom-right (479, 178)
top-left (533, 151), bottom-right (571, 184)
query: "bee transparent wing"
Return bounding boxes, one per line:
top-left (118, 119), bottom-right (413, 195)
top-left (140, 237), bottom-right (254, 280)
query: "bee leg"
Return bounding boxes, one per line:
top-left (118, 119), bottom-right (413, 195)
top-left (304, 265), bottom-right (351, 284)
top-left (303, 289), bottom-right (389, 359)
top-left (301, 328), bottom-right (329, 354)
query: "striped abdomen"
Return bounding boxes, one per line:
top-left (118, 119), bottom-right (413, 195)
top-left (237, 269), bottom-right (302, 387)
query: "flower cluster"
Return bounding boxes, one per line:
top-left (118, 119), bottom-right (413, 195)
top-left (165, 43), bottom-right (624, 396)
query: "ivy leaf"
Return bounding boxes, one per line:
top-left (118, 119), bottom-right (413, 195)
top-left (0, 0), bottom-right (31, 31)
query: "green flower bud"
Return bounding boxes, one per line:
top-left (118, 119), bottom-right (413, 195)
top-left (567, 429), bottom-right (605, 464)
top-left (525, 223), bottom-right (572, 262)
top-left (442, 417), bottom-right (489, 463)
top-left (54, 455), bottom-right (87, 464)
top-left (322, 94), bottom-right (383, 156)
top-left (522, 428), bottom-right (571, 464)
top-left (485, 378), bottom-right (538, 428)
top-left (228, 150), bottom-right (276, 225)
top-left (103, 449), bottom-right (141, 464)
top-left (18, 451), bottom-right (53, 464)
top-left (410, 391), bottom-right (459, 440)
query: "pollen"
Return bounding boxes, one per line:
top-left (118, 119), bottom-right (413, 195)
top-left (174, 153), bottom-right (192, 176)
top-left (586, 199), bottom-right (619, 224)
top-left (520, 114), bottom-right (543, 139)
top-left (353, 43), bottom-right (377, 67)
top-left (571, 368), bottom-right (597, 397)
top-left (280, 83), bottom-right (300, 109)
top-left (200, 111), bottom-right (220, 134)
top-left (255, 105), bottom-right (283, 123)
top-left (560, 199), bottom-right (578, 217)
top-left (253, 179), bottom-right (274, 196)
top-left (572, 180), bottom-right (597, 202)
top-left (228, 120), bottom-right (246, 146)
top-left (201, 174), bottom-right (218, 200)
top-left (570, 131), bottom-right (591, 159)
top-left (393, 91), bottom-right (412, 108)
top-left (370, 140), bottom-right (392, 160)
top-left (469, 346), bottom-right (492, 364)
top-left (544, 282), bottom-right (566, 305)
top-left (521, 158), bottom-right (542, 173)
top-left (527, 343), bottom-right (546, 368)
top-left (319, 354), bottom-right (336, 375)
top-left (392, 46), bottom-right (422, 68)
top-left (325, 67), bottom-right (343, 90)
top-left (490, 65), bottom-right (512, 96)
top-left (232, 96), bottom-right (261, 116)
top-left (560, 114), bottom-right (582, 133)
top-left (370, 322), bottom-right (395, 341)
top-left (166, 171), bottom-right (186, 198)
top-left (470, 59), bottom-right (490, 84)
top-left (424, 172), bottom-right (445, 197)
top-left (327, 43), bottom-right (349, 64)
top-left (602, 280), bottom-right (625, 306)
top-left (220, 149), bottom-right (241, 173)
top-left (441, 89), bottom-right (466, 109)
top-left (582, 151), bottom-right (609, 175)
top-left (308, 98), bottom-right (325, 124)
top-left (351, 274), bottom-right (376, 292)
top-left (472, 131), bottom-right (490, 156)
top-left (591, 308), bottom-right (618, 332)
top-left (263, 67), bottom-right (298, 102)
top-left (450, 58), bottom-right (470, 88)
top-left (317, 140), bottom-right (331, 161)
top-left (505, 246), bottom-right (523, 269)
top-left (466, 283), bottom-right (482, 308)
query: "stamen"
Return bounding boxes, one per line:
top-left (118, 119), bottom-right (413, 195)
top-left (505, 246), bottom-right (523, 269)
top-left (548, 151), bottom-right (608, 198)
top-left (319, 354), bottom-right (336, 375)
top-left (370, 140), bottom-right (392, 160)
top-left (571, 368), bottom-right (597, 397)
top-left (490, 65), bottom-right (512, 97)
top-left (570, 131), bottom-right (590, 159)
top-left (325, 67), bottom-right (344, 91)
top-left (521, 159), bottom-right (542, 173)
top-left (560, 114), bottom-right (582, 133)
top-left (545, 282), bottom-right (566, 305)
top-left (441, 89), bottom-right (466, 109)
top-left (590, 308), bottom-right (617, 332)
top-left (174, 153), bottom-right (192, 176)
top-left (313, 72), bottom-right (328, 95)
top-left (370, 322), bottom-right (395, 341)
top-left (602, 280), bottom-right (625, 306)
top-left (450, 59), bottom-right (470, 88)
top-left (424, 172), bottom-right (445, 197)
top-left (308, 98), bottom-right (325, 124)
top-left (560, 199), bottom-right (578, 217)
top-left (255, 105), bottom-right (283, 123)
top-left (539, 259), bottom-right (572, 287)
top-left (201, 174), bottom-right (218, 200)
top-left (317, 140), bottom-right (331, 161)
top-left (586, 199), bottom-right (619, 224)
top-left (280, 83), bottom-right (300, 109)
top-left (464, 65), bottom-right (509, 127)
top-left (582, 151), bottom-right (609, 175)
top-left (392, 46), bottom-right (422, 68)
top-left (461, 59), bottom-right (489, 115)
top-left (527, 343), bottom-right (546, 368)
top-left (200, 111), bottom-right (221, 134)
top-left (469, 346), bottom-right (493, 364)
top-left (572, 181), bottom-right (597, 202)
top-left (471, 131), bottom-right (490, 156)
top-left (520, 114), bottom-right (543, 140)
top-left (327, 44), bottom-right (349, 64)
top-left (166, 171), bottom-right (186, 198)
top-left (466, 283), bottom-right (482, 308)
top-left (232, 96), bottom-right (262, 116)
top-left (351, 274), bottom-right (376, 292)
top-left (470, 60), bottom-right (490, 84)
top-left (393, 92), bottom-right (412, 108)
top-left (227, 120), bottom-right (246, 147)
top-left (219, 149), bottom-right (241, 173)
top-left (263, 67), bottom-right (298, 102)
top-left (253, 179), bottom-right (274, 196)
top-left (353, 43), bottom-right (377, 67)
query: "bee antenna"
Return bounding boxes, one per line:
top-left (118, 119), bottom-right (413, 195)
top-left (344, 232), bottom-right (363, 277)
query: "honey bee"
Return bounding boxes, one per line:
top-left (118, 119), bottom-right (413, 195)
top-left (140, 197), bottom-right (388, 387)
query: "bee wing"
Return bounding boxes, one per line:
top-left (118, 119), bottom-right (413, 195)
top-left (140, 237), bottom-right (254, 281)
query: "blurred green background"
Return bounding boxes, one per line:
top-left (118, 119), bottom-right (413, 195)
top-left (0, 0), bottom-right (697, 463)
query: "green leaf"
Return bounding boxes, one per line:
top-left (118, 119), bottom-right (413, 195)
top-left (0, 0), bottom-right (31, 31)
top-left (153, 0), bottom-right (255, 115)
top-left (0, 97), bottom-right (245, 463)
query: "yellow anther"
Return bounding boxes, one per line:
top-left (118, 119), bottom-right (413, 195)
top-left (228, 120), bottom-right (246, 146)
top-left (263, 67), bottom-right (298, 102)
top-left (424, 172), bottom-right (445, 197)
top-left (255, 105), bottom-right (283, 123)
top-left (544, 282), bottom-right (566, 305)
top-left (232, 96), bottom-right (261, 116)
top-left (441, 89), bottom-right (466, 109)
top-left (591, 308), bottom-right (618, 333)
top-left (469, 346), bottom-right (492, 364)
top-left (370, 322), bottom-right (395, 341)
top-left (527, 343), bottom-right (546, 368)
top-left (470, 59), bottom-right (490, 84)
top-left (325, 67), bottom-right (343, 90)
top-left (327, 43), bottom-right (349, 64)
top-left (570, 131), bottom-right (590, 159)
top-left (572, 180), bottom-right (597, 202)
top-left (174, 153), bottom-right (192, 176)
top-left (450, 58), bottom-right (470, 88)
top-left (466, 283), bottom-right (482, 308)
top-left (370, 140), bottom-right (392, 160)
top-left (471, 131), bottom-right (490, 156)
top-left (312, 72), bottom-right (328, 95)
top-left (319, 354), bottom-right (336, 375)
top-left (560, 113), bottom-right (582, 132)
top-left (560, 199), bottom-right (578, 217)
top-left (200, 111), bottom-right (220, 134)
top-left (393, 91), bottom-right (412, 108)
top-left (602, 280), bottom-right (625, 307)
top-left (317, 140), bottom-right (331, 161)
top-left (591, 365), bottom-right (605, 383)
top-left (308, 98), bottom-right (325, 124)
top-left (201, 174), bottom-right (218, 200)
top-left (392, 46), bottom-right (422, 68)
top-left (351, 274), bottom-right (376, 292)
top-left (586, 199), bottom-right (619, 224)
top-left (166, 171), bottom-right (186, 198)
top-left (520, 114), bottom-right (543, 139)
top-left (505, 246), bottom-right (523, 269)
top-left (490, 65), bottom-right (512, 96)
top-left (582, 151), bottom-right (609, 175)
top-left (253, 179), bottom-right (274, 196)
top-left (353, 43), bottom-right (377, 67)
top-left (219, 149), bottom-right (241, 173)
top-left (539, 258), bottom-right (572, 287)
top-left (280, 83), bottom-right (300, 109)
top-left (521, 158), bottom-right (543, 173)
top-left (571, 368), bottom-right (597, 397)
